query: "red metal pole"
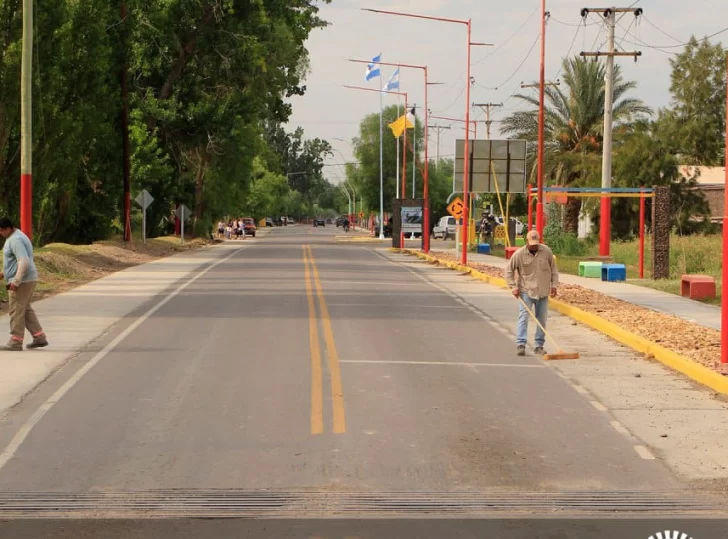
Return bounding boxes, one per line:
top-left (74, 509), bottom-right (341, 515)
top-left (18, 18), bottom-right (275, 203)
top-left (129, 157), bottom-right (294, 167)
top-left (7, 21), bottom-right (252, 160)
top-left (423, 66), bottom-right (430, 253)
top-left (721, 54), bottom-right (728, 364)
top-left (461, 20), bottom-right (472, 265)
top-left (535, 0), bottom-right (546, 240)
top-left (639, 189), bottom-right (645, 279)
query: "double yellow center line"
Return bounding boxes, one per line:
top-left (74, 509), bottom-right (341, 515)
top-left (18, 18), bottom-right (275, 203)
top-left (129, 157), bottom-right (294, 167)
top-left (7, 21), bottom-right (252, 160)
top-left (302, 245), bottom-right (346, 435)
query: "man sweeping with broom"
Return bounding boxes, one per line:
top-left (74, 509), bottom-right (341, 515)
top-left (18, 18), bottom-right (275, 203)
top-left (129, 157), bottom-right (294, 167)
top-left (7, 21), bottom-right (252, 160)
top-left (505, 230), bottom-right (559, 357)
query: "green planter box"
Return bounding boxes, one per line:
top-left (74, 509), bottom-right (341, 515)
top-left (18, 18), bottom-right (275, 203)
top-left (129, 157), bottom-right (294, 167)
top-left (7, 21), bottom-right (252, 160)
top-left (578, 261), bottom-right (603, 278)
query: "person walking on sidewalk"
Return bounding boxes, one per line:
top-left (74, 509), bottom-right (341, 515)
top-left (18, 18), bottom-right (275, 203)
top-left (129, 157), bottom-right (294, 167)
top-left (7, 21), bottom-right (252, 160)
top-left (0, 218), bottom-right (48, 351)
top-left (505, 230), bottom-right (558, 357)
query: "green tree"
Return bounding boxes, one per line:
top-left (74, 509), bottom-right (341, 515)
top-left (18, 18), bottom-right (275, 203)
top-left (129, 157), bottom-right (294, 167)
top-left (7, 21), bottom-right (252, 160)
top-left (501, 56), bottom-right (651, 233)
top-left (612, 121), bottom-right (711, 237)
top-left (656, 37), bottom-right (727, 166)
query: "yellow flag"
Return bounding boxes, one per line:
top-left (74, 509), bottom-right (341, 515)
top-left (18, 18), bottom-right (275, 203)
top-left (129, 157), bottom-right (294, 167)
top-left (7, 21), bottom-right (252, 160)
top-left (388, 114), bottom-right (414, 138)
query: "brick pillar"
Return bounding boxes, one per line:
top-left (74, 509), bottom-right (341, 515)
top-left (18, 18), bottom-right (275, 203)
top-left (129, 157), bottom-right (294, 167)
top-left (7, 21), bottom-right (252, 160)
top-left (651, 185), bottom-right (670, 279)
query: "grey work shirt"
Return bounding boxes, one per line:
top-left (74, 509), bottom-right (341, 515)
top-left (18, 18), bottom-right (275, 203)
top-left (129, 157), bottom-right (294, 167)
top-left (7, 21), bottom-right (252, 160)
top-left (505, 244), bottom-right (559, 299)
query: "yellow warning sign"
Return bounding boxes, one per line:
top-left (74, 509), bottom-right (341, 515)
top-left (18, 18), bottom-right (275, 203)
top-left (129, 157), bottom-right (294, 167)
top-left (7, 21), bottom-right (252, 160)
top-left (447, 197), bottom-right (464, 220)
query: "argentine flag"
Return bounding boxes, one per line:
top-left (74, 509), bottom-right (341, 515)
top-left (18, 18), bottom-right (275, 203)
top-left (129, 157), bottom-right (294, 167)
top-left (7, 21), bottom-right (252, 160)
top-left (382, 68), bottom-right (400, 92)
top-left (365, 53), bottom-right (381, 81)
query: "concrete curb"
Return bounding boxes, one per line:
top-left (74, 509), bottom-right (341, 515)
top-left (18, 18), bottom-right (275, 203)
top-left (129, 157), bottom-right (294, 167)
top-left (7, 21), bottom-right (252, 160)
top-left (400, 248), bottom-right (728, 396)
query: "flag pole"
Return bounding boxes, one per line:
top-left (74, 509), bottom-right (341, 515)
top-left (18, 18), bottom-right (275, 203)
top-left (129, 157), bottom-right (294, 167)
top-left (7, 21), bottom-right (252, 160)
top-left (378, 53), bottom-right (385, 239)
top-left (396, 95), bottom-right (401, 199)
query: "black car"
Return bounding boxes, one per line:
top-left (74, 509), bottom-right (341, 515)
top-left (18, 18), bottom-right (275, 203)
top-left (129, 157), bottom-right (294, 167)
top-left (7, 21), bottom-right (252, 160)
top-left (313, 218), bottom-right (326, 227)
top-left (335, 216), bottom-right (347, 227)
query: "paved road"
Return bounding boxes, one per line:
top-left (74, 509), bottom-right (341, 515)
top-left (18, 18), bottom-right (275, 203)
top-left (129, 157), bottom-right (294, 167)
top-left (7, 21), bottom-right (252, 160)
top-left (0, 225), bottom-right (695, 531)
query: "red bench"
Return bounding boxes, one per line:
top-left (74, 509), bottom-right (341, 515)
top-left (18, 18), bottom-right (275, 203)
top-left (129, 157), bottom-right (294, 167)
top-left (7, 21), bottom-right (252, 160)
top-left (505, 247), bottom-right (519, 260)
top-left (680, 275), bottom-right (716, 301)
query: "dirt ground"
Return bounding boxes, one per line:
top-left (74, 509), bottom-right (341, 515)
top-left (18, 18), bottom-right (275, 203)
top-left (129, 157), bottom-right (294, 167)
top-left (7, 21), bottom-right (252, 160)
top-left (428, 250), bottom-right (723, 374)
top-left (0, 236), bottom-right (211, 309)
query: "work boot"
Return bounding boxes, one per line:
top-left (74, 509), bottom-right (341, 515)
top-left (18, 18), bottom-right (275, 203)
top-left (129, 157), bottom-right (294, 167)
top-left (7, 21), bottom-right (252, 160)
top-left (26, 335), bottom-right (49, 349)
top-left (534, 346), bottom-right (546, 356)
top-left (516, 345), bottom-right (526, 356)
top-left (0, 339), bottom-right (23, 351)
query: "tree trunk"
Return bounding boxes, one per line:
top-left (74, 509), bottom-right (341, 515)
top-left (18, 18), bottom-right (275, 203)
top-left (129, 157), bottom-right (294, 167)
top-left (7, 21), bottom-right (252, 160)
top-left (562, 197), bottom-right (581, 235)
top-left (194, 161), bottom-right (207, 223)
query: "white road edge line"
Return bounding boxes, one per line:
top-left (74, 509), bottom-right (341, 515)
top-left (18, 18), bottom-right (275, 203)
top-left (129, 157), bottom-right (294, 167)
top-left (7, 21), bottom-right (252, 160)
top-left (610, 420), bottom-right (631, 436)
top-left (0, 246), bottom-right (243, 472)
top-left (340, 360), bottom-right (543, 368)
top-left (633, 444), bottom-right (656, 460)
top-left (590, 400), bottom-right (608, 412)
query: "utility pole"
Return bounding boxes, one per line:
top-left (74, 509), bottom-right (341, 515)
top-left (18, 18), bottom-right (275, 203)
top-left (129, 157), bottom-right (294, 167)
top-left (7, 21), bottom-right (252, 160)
top-left (427, 125), bottom-right (451, 170)
top-left (471, 103), bottom-right (502, 140)
top-left (580, 6), bottom-right (642, 256)
top-left (20, 0), bottom-right (33, 239)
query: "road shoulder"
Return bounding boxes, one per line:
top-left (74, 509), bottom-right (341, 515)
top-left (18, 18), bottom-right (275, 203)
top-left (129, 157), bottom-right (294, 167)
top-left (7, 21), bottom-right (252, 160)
top-left (0, 242), bottom-right (248, 418)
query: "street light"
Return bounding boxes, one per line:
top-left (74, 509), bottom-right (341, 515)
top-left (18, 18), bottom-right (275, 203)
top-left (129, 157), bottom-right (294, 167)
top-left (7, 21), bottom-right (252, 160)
top-left (362, 8), bottom-right (492, 264)
top-left (348, 58), bottom-right (443, 253)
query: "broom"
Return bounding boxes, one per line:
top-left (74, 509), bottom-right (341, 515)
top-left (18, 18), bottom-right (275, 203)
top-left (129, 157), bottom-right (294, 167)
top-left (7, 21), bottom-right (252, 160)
top-left (517, 296), bottom-right (580, 360)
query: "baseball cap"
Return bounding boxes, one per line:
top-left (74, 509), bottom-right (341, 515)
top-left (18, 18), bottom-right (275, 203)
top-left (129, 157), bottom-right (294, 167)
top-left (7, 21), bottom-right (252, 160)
top-left (526, 230), bottom-right (540, 245)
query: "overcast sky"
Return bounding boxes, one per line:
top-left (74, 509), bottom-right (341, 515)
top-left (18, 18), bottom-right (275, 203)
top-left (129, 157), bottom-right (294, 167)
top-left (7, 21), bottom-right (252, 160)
top-left (286, 0), bottom-right (728, 184)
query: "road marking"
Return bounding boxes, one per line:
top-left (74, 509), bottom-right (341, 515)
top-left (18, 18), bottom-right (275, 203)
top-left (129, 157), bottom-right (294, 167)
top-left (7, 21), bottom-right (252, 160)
top-left (303, 246), bottom-right (324, 435)
top-left (340, 360), bottom-right (543, 368)
top-left (574, 385), bottom-right (589, 395)
top-left (633, 444), bottom-right (656, 460)
top-left (0, 246), bottom-right (244, 472)
top-left (590, 400), bottom-right (608, 412)
top-left (610, 420), bottom-right (630, 436)
top-left (307, 245), bottom-right (347, 434)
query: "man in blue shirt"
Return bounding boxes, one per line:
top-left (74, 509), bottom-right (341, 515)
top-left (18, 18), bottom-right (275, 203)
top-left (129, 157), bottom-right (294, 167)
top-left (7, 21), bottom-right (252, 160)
top-left (0, 217), bottom-right (48, 351)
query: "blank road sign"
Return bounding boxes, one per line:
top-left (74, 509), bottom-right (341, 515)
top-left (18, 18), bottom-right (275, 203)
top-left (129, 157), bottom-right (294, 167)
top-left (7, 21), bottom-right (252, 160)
top-left (454, 139), bottom-right (528, 193)
top-left (134, 189), bottom-right (154, 210)
top-left (176, 204), bottom-right (190, 220)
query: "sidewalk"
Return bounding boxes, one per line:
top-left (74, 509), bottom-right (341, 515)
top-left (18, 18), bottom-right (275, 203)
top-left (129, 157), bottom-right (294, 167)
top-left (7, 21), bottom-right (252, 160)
top-left (442, 249), bottom-right (721, 331)
top-left (0, 242), bottom-right (247, 415)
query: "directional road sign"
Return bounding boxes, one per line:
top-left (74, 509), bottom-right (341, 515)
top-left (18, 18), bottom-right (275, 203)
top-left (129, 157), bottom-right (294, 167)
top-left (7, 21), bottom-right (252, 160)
top-left (447, 197), bottom-right (464, 220)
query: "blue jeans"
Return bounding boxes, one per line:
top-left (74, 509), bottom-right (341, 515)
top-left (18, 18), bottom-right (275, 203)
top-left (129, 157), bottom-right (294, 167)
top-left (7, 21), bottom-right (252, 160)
top-left (516, 292), bottom-right (548, 348)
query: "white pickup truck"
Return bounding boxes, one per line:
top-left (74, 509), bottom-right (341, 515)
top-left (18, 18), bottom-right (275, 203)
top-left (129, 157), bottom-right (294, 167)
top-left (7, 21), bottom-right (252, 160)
top-left (432, 216), bottom-right (458, 240)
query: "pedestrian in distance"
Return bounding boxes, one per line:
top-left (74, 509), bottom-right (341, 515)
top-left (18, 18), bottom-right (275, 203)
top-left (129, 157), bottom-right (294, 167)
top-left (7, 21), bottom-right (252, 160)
top-left (0, 217), bottom-right (48, 351)
top-left (505, 229), bottom-right (558, 357)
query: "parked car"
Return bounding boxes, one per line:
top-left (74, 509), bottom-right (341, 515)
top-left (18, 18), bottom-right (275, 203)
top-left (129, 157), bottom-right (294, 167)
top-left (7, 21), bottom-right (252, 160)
top-left (335, 216), bottom-right (347, 227)
top-left (265, 218), bottom-right (274, 227)
top-left (313, 217), bottom-right (326, 227)
top-left (432, 216), bottom-right (458, 240)
top-left (242, 217), bottom-right (256, 237)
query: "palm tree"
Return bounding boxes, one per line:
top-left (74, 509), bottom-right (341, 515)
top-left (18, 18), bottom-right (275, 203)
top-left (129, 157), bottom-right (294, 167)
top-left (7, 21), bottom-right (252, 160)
top-left (501, 57), bottom-right (651, 233)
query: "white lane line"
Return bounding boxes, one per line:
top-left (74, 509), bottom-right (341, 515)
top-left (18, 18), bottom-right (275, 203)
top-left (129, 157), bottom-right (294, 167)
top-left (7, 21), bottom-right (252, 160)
top-left (0, 246), bottom-right (244, 472)
top-left (590, 400), bottom-right (608, 412)
top-left (610, 420), bottom-right (631, 436)
top-left (633, 445), bottom-right (656, 460)
top-left (340, 360), bottom-right (543, 368)
top-left (574, 385), bottom-right (589, 395)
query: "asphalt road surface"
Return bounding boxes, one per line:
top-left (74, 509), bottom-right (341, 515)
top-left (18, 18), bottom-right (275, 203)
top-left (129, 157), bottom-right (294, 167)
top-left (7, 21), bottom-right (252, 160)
top-left (0, 224), bottom-right (710, 536)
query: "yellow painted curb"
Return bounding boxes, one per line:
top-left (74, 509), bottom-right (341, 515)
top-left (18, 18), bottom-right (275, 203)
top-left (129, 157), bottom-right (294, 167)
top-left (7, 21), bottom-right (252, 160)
top-left (400, 249), bottom-right (728, 395)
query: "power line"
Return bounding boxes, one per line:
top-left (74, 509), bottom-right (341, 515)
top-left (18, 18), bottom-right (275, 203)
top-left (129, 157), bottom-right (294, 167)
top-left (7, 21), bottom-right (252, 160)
top-left (477, 31), bottom-right (541, 91)
top-left (472, 5), bottom-right (540, 67)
